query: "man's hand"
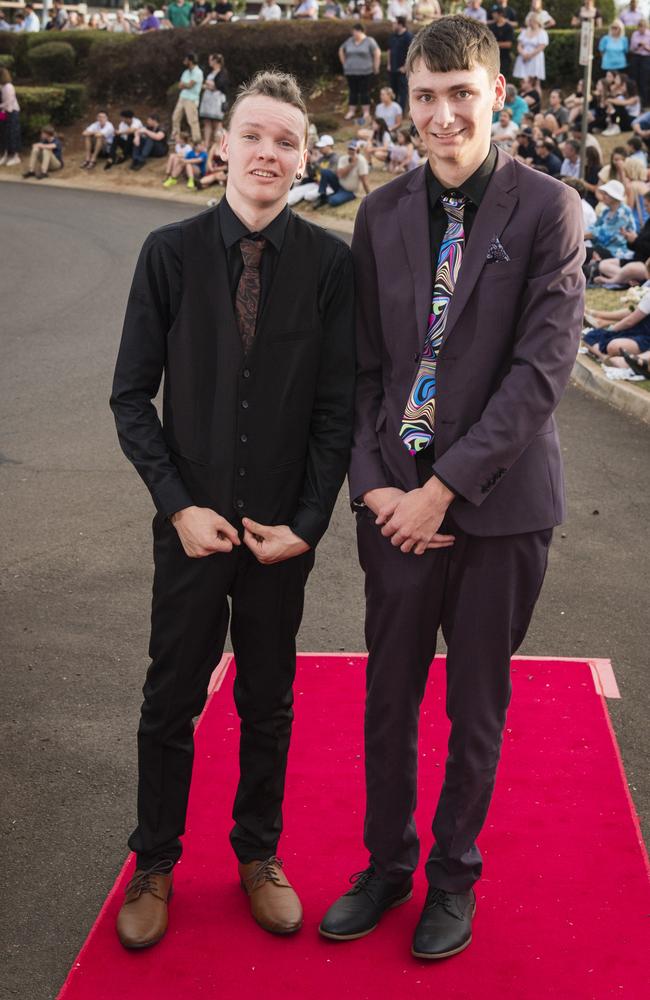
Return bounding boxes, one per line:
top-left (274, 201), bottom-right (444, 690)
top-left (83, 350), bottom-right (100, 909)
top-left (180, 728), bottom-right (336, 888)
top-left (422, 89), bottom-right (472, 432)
top-left (170, 505), bottom-right (240, 558)
top-left (242, 518), bottom-right (310, 565)
top-left (363, 486), bottom-right (406, 524)
top-left (380, 477), bottom-right (456, 555)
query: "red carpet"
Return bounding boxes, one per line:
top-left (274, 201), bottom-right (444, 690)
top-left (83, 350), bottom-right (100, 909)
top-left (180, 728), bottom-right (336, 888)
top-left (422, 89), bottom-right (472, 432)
top-left (58, 655), bottom-right (649, 1000)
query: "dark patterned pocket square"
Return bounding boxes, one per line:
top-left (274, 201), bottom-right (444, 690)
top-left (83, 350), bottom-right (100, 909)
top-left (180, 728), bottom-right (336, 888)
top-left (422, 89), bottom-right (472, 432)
top-left (486, 236), bottom-right (511, 263)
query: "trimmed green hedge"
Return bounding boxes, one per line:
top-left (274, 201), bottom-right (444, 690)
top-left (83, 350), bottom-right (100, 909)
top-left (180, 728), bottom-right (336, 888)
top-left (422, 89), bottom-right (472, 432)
top-left (16, 84), bottom-right (88, 134)
top-left (86, 22), bottom-right (392, 103)
top-left (26, 42), bottom-right (76, 84)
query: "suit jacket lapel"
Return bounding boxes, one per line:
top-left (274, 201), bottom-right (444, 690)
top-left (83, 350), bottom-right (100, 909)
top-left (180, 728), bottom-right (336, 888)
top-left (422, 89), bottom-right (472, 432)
top-left (442, 149), bottom-right (518, 345)
top-left (399, 167), bottom-right (431, 356)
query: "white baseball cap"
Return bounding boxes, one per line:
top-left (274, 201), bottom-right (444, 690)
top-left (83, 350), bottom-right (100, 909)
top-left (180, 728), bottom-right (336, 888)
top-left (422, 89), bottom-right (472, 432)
top-left (316, 134), bottom-right (334, 148)
top-left (599, 179), bottom-right (625, 202)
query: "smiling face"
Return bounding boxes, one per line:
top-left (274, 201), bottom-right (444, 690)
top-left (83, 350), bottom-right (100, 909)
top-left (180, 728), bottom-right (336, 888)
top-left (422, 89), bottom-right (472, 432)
top-left (221, 94), bottom-right (307, 216)
top-left (409, 60), bottom-right (505, 177)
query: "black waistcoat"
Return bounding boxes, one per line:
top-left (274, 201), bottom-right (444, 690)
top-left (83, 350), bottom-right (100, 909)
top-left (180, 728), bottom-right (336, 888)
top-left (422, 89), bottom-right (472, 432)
top-left (161, 208), bottom-right (324, 527)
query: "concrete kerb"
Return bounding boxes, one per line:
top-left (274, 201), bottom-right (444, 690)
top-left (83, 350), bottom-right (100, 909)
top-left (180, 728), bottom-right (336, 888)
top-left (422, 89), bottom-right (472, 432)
top-left (0, 173), bottom-right (356, 234)
top-left (572, 353), bottom-right (650, 426)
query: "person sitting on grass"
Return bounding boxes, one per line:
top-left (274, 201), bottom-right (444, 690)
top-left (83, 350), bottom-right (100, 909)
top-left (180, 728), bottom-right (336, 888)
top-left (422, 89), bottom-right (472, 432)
top-left (316, 138), bottom-right (370, 207)
top-left (387, 127), bottom-right (414, 173)
top-left (105, 109), bottom-right (144, 169)
top-left (583, 280), bottom-right (650, 362)
top-left (162, 138), bottom-right (207, 190)
top-left (197, 134), bottom-right (228, 189)
top-left (585, 179), bottom-right (637, 279)
top-left (22, 125), bottom-right (63, 179)
top-left (361, 116), bottom-right (395, 167)
top-left (161, 131), bottom-right (192, 184)
top-left (591, 190), bottom-right (650, 285)
top-left (81, 111), bottom-right (115, 169)
top-left (130, 113), bottom-right (168, 171)
top-left (491, 107), bottom-right (518, 150)
top-left (375, 87), bottom-right (403, 130)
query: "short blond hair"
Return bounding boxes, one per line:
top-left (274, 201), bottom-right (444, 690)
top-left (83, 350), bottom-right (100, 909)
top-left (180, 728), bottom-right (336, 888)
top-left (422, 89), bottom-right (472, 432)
top-left (226, 70), bottom-right (309, 144)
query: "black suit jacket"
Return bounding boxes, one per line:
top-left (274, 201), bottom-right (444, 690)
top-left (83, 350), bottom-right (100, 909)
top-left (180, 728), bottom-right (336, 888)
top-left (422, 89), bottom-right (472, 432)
top-left (110, 206), bottom-right (355, 548)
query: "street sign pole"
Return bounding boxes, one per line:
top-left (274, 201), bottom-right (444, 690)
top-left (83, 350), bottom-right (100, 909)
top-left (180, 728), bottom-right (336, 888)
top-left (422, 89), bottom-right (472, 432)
top-left (579, 19), bottom-right (595, 182)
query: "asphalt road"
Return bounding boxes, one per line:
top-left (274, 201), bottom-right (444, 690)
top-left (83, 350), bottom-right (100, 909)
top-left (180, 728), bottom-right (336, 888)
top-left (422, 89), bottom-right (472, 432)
top-left (0, 184), bottom-right (648, 1000)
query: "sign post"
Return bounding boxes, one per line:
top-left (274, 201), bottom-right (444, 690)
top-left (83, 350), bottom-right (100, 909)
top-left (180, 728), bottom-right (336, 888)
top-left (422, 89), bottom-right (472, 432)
top-left (578, 20), bottom-right (595, 182)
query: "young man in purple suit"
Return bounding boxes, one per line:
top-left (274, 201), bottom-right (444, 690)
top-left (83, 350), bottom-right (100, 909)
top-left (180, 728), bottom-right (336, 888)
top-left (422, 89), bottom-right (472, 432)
top-left (320, 16), bottom-right (584, 959)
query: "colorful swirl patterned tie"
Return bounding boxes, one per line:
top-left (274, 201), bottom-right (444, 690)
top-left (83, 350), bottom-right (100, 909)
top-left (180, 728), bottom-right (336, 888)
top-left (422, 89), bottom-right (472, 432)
top-left (400, 193), bottom-right (467, 455)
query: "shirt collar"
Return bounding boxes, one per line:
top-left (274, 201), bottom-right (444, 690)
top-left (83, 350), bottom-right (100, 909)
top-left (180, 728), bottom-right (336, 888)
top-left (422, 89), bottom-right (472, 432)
top-left (219, 196), bottom-right (290, 253)
top-left (426, 144), bottom-right (497, 211)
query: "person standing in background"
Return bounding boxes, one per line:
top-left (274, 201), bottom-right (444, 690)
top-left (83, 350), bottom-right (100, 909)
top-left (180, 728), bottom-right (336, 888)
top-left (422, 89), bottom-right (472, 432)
top-left (172, 52), bottom-right (204, 145)
top-left (387, 17), bottom-right (414, 115)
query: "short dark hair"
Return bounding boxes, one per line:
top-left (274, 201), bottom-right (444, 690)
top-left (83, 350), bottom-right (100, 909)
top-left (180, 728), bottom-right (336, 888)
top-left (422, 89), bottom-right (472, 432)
top-left (353, 21), bottom-right (364, 30)
top-left (120, 109), bottom-right (134, 119)
top-left (148, 111), bottom-right (160, 123)
top-left (226, 70), bottom-right (309, 143)
top-left (185, 52), bottom-right (198, 64)
top-left (395, 15), bottom-right (407, 26)
top-left (406, 14), bottom-right (501, 79)
top-left (628, 135), bottom-right (643, 151)
top-left (562, 176), bottom-right (586, 197)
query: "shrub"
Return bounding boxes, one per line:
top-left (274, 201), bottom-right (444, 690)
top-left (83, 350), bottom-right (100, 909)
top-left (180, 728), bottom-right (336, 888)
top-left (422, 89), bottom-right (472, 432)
top-left (87, 21), bottom-right (393, 104)
top-left (0, 54), bottom-right (14, 70)
top-left (0, 31), bottom-right (21, 57)
top-left (58, 83), bottom-right (88, 125)
top-left (15, 84), bottom-right (88, 129)
top-left (26, 42), bottom-right (76, 84)
top-left (16, 85), bottom-right (66, 138)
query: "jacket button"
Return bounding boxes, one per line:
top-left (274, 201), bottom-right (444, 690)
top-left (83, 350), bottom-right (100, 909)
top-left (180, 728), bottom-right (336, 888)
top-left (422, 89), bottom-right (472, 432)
top-left (241, 400), bottom-right (249, 409)
top-left (238, 467), bottom-right (246, 477)
top-left (242, 368), bottom-right (251, 378)
top-left (235, 499), bottom-right (244, 509)
top-left (240, 433), bottom-right (248, 443)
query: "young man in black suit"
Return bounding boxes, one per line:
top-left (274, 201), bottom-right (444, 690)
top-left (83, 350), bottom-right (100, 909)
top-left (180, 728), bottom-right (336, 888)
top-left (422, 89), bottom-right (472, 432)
top-left (110, 71), bottom-right (355, 949)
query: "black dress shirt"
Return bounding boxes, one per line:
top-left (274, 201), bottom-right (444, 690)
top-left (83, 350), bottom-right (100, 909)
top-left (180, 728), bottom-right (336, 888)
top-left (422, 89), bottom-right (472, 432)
top-left (425, 143), bottom-right (497, 287)
top-left (417, 145), bottom-right (497, 486)
top-left (219, 195), bottom-right (290, 317)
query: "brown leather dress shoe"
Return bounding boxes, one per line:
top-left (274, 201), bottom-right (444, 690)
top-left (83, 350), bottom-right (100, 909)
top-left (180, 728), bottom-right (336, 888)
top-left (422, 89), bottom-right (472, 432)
top-left (116, 860), bottom-right (174, 949)
top-left (239, 857), bottom-right (303, 934)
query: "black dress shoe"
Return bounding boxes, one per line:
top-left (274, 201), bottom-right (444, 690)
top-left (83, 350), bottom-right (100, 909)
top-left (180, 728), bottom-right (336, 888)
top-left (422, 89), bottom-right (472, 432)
top-left (319, 865), bottom-right (413, 940)
top-left (412, 887), bottom-right (476, 959)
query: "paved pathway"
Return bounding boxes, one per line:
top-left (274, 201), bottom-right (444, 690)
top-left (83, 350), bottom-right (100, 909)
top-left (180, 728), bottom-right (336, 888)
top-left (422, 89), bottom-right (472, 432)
top-left (0, 185), bottom-right (647, 1000)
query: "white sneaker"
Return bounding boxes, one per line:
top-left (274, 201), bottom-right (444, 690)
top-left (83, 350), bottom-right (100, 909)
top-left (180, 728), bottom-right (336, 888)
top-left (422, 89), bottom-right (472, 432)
top-left (601, 125), bottom-right (621, 136)
top-left (0, 153), bottom-right (7, 166)
top-left (5, 154), bottom-right (21, 166)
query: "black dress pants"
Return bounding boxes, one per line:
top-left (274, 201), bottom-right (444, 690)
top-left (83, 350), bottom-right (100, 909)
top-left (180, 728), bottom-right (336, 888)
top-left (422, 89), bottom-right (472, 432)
top-left (356, 507), bottom-right (552, 893)
top-left (128, 513), bottom-right (315, 870)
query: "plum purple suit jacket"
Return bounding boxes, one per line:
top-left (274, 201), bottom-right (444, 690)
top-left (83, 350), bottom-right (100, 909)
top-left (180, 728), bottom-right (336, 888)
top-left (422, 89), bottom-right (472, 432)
top-left (348, 147), bottom-right (586, 536)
